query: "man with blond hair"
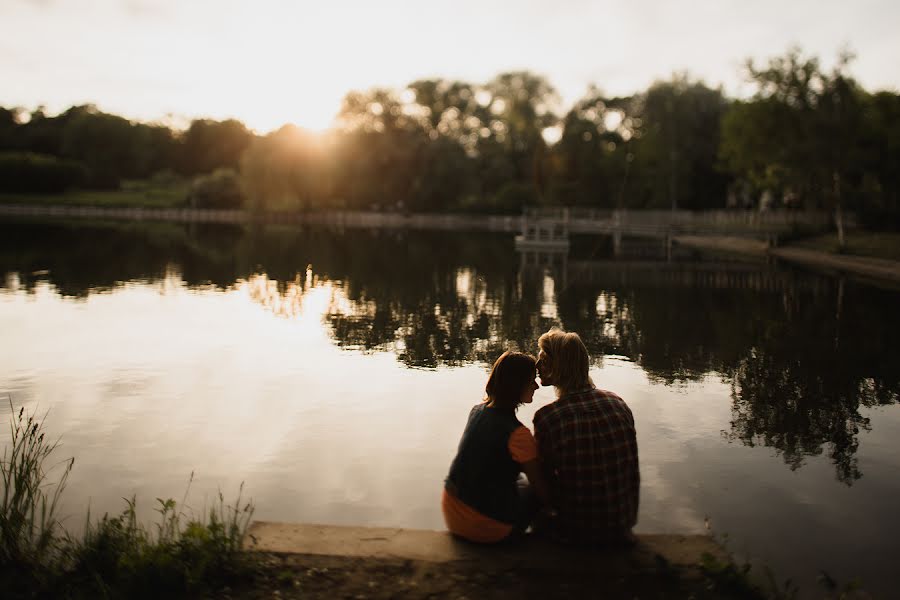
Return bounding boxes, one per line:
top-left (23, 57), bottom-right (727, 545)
top-left (533, 328), bottom-right (640, 545)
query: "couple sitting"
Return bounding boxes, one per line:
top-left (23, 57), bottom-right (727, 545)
top-left (442, 328), bottom-right (640, 545)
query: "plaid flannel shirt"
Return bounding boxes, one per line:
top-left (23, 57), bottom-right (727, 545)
top-left (534, 388), bottom-right (640, 542)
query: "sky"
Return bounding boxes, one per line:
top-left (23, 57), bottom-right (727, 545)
top-left (2, 0), bottom-right (898, 133)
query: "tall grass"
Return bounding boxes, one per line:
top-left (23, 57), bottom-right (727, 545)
top-left (0, 404), bottom-right (73, 569)
top-left (0, 400), bottom-right (256, 598)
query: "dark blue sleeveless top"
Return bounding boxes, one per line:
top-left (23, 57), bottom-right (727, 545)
top-left (445, 403), bottom-right (523, 525)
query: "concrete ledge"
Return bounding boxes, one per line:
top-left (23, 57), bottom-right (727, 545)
top-left (244, 521), bottom-right (726, 572)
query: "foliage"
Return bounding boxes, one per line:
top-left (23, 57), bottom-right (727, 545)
top-left (241, 125), bottom-right (331, 212)
top-left (0, 105), bottom-right (251, 192)
top-left (0, 152), bottom-right (86, 193)
top-left (65, 484), bottom-right (255, 598)
top-left (0, 403), bottom-right (255, 599)
top-left (698, 552), bottom-right (770, 600)
top-left (487, 181), bottom-right (542, 214)
top-left (188, 168), bottom-right (246, 209)
top-left (178, 119), bottom-right (253, 176)
top-left (0, 177), bottom-right (189, 209)
top-left (629, 76), bottom-right (731, 209)
top-left (719, 48), bottom-right (882, 226)
top-left (0, 403), bottom-right (73, 572)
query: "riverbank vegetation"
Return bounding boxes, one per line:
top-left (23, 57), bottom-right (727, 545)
top-left (0, 175), bottom-right (189, 209)
top-left (1, 48), bottom-right (898, 229)
top-left (0, 403), bottom-right (254, 598)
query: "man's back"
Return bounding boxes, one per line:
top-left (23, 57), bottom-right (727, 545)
top-left (533, 388), bottom-right (639, 543)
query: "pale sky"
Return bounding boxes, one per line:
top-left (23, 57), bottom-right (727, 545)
top-left (2, 0), bottom-right (898, 132)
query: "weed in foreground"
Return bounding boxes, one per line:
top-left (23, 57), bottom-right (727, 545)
top-left (1, 399), bottom-right (255, 599)
top-left (0, 402), bottom-right (73, 571)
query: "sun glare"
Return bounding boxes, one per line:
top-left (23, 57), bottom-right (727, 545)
top-left (235, 92), bottom-right (342, 135)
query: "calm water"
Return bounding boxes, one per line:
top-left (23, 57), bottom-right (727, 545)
top-left (1, 219), bottom-right (899, 596)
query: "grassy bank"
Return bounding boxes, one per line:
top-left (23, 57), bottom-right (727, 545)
top-left (0, 403), bottom-right (254, 598)
top-left (0, 179), bottom-right (189, 209)
top-left (786, 231), bottom-right (900, 262)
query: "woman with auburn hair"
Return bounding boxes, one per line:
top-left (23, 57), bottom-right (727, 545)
top-left (442, 351), bottom-right (551, 543)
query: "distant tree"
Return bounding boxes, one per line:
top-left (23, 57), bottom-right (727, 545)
top-left (0, 107), bottom-right (22, 151)
top-left (406, 79), bottom-right (490, 149)
top-left (240, 125), bottom-right (330, 211)
top-left (188, 168), bottom-right (245, 209)
top-left (133, 123), bottom-right (180, 178)
top-left (720, 48), bottom-right (866, 244)
top-left (178, 119), bottom-right (254, 176)
top-left (483, 72), bottom-right (560, 193)
top-left (334, 86), bottom-right (479, 211)
top-left (550, 89), bottom-right (630, 208)
top-left (0, 152), bottom-right (86, 193)
top-left (856, 91), bottom-right (900, 228)
top-left (627, 76), bottom-right (730, 210)
top-left (18, 107), bottom-right (65, 157)
top-left (406, 136), bottom-right (477, 212)
top-left (59, 105), bottom-right (143, 188)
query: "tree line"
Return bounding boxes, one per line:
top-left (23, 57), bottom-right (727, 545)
top-left (1, 48), bottom-right (898, 225)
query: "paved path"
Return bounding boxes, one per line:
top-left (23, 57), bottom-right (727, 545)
top-left (770, 246), bottom-right (900, 286)
top-left (674, 235), bottom-right (900, 287)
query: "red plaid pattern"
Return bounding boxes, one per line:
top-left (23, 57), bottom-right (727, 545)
top-left (534, 388), bottom-right (640, 542)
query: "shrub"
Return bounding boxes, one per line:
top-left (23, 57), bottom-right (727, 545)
top-left (487, 181), bottom-right (542, 214)
top-left (0, 402), bottom-right (255, 598)
top-left (187, 168), bottom-right (246, 209)
top-left (67, 484), bottom-right (255, 598)
top-left (0, 405), bottom-right (72, 569)
top-left (0, 152), bottom-right (87, 194)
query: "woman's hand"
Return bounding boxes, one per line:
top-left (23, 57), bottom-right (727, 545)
top-left (520, 458), bottom-right (552, 507)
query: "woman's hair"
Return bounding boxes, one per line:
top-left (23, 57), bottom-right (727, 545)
top-left (538, 328), bottom-right (594, 395)
top-left (485, 351), bottom-right (536, 410)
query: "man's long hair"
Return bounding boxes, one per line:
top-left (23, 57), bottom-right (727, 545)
top-left (538, 328), bottom-right (594, 396)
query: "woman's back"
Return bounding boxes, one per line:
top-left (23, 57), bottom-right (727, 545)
top-left (445, 404), bottom-right (523, 524)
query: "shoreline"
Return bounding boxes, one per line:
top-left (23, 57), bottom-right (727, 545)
top-left (672, 235), bottom-right (900, 288)
top-left (4, 203), bottom-right (897, 287)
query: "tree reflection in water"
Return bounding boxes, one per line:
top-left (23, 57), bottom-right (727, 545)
top-left (1, 220), bottom-right (898, 483)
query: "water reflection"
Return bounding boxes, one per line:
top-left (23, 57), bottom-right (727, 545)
top-left (1, 219), bottom-right (898, 484)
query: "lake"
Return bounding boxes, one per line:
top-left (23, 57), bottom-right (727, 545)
top-left (1, 218), bottom-right (898, 597)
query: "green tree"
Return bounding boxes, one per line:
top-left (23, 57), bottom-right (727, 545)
top-left (178, 119), bottom-right (254, 176)
top-left (720, 48), bottom-right (866, 244)
top-left (550, 89), bottom-right (630, 207)
top-left (59, 105), bottom-right (144, 188)
top-left (483, 72), bottom-right (560, 194)
top-left (856, 91), bottom-right (900, 227)
top-left (627, 75), bottom-right (730, 209)
top-left (240, 125), bottom-right (330, 211)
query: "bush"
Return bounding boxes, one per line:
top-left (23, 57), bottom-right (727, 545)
top-left (0, 152), bottom-right (87, 194)
top-left (66, 485), bottom-right (254, 598)
top-left (0, 405), bottom-right (72, 571)
top-left (486, 181), bottom-right (542, 214)
top-left (187, 168), bottom-right (245, 209)
top-left (0, 403), bottom-right (255, 598)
